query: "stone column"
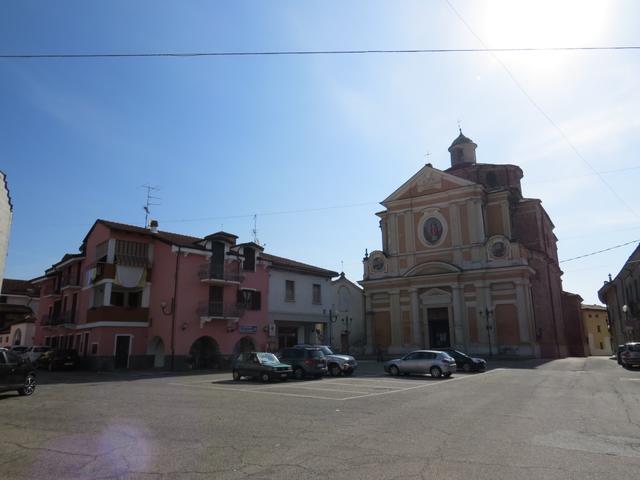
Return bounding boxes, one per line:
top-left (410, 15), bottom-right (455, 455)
top-left (364, 293), bottom-right (374, 355)
top-left (452, 284), bottom-right (466, 349)
top-left (410, 288), bottom-right (421, 347)
top-left (389, 290), bottom-right (403, 353)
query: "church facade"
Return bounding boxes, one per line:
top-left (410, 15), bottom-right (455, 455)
top-left (360, 132), bottom-right (579, 359)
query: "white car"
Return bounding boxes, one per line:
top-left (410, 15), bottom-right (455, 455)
top-left (23, 346), bottom-right (52, 364)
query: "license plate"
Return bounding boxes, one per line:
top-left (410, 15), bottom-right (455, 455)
top-left (280, 373), bottom-right (288, 378)
top-left (64, 362), bottom-right (73, 366)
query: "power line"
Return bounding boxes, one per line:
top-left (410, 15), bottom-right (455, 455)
top-left (159, 201), bottom-right (380, 224)
top-left (559, 239), bottom-right (639, 263)
top-left (444, 0), bottom-right (640, 222)
top-left (1, 45), bottom-right (639, 60)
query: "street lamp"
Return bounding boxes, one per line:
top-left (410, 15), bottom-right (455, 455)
top-left (479, 308), bottom-right (494, 357)
top-left (622, 305), bottom-right (629, 341)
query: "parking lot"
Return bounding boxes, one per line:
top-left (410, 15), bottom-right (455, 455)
top-left (1, 357), bottom-right (639, 480)
top-left (169, 366), bottom-right (500, 401)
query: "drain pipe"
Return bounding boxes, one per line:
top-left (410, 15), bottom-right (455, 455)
top-left (170, 246), bottom-right (181, 370)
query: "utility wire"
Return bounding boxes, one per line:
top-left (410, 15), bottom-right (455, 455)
top-left (444, 0), bottom-right (640, 222)
top-left (559, 239), bottom-right (639, 263)
top-left (1, 46), bottom-right (639, 59)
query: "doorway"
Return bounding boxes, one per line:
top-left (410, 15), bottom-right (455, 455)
top-left (278, 327), bottom-right (298, 350)
top-left (427, 307), bottom-right (450, 348)
top-left (114, 335), bottom-right (131, 369)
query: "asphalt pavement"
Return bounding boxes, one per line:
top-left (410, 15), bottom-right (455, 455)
top-left (1, 357), bottom-right (639, 479)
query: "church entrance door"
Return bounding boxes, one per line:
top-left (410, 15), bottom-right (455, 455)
top-left (427, 307), bottom-right (450, 348)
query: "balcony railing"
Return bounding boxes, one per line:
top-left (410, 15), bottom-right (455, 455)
top-left (86, 306), bottom-right (149, 323)
top-left (197, 301), bottom-right (241, 319)
top-left (198, 263), bottom-right (243, 283)
top-left (41, 313), bottom-right (73, 326)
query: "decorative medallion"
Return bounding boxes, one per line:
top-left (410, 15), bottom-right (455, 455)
top-left (487, 236), bottom-right (510, 260)
top-left (491, 241), bottom-right (506, 258)
top-left (372, 256), bottom-right (385, 272)
top-left (423, 217), bottom-right (444, 245)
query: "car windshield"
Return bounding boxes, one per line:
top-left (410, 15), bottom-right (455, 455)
top-left (309, 350), bottom-right (324, 359)
top-left (319, 346), bottom-right (333, 355)
top-left (628, 344), bottom-right (640, 352)
top-left (256, 353), bottom-right (279, 363)
top-left (451, 350), bottom-right (469, 358)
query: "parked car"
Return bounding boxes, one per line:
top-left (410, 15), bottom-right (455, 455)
top-left (23, 346), bottom-right (52, 364)
top-left (294, 344), bottom-right (357, 376)
top-left (384, 350), bottom-right (456, 378)
top-left (277, 347), bottom-right (327, 380)
top-left (36, 349), bottom-right (78, 371)
top-left (619, 342), bottom-right (640, 368)
top-left (232, 352), bottom-right (293, 382)
top-left (435, 348), bottom-right (486, 372)
top-left (616, 344), bottom-right (626, 365)
top-left (9, 345), bottom-right (29, 356)
top-left (0, 348), bottom-right (37, 396)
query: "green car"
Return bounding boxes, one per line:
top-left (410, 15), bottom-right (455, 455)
top-left (232, 352), bottom-right (293, 382)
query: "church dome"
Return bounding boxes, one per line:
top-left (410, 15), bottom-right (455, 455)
top-left (448, 130), bottom-right (477, 167)
top-left (449, 131), bottom-right (474, 148)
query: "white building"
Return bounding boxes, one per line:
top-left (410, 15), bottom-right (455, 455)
top-left (263, 253), bottom-right (338, 350)
top-left (0, 171), bottom-right (12, 294)
top-left (0, 279), bottom-right (40, 348)
top-left (329, 273), bottom-right (365, 354)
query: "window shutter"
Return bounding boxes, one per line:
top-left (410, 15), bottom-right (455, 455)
top-left (237, 289), bottom-right (244, 305)
top-left (252, 291), bottom-right (261, 310)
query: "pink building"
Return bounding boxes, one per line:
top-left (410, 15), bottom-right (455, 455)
top-left (33, 220), bottom-right (273, 370)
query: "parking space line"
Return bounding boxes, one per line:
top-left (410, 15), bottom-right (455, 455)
top-left (263, 384), bottom-right (373, 395)
top-left (321, 382), bottom-right (399, 390)
top-left (168, 382), bottom-right (343, 400)
top-left (620, 378), bottom-right (640, 382)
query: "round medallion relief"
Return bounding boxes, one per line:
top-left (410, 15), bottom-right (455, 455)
top-left (423, 217), bottom-right (444, 245)
top-left (491, 241), bottom-right (506, 258)
top-left (372, 257), bottom-right (384, 271)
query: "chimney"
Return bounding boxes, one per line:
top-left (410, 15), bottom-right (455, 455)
top-left (149, 219), bottom-right (159, 233)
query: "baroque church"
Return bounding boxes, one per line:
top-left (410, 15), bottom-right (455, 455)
top-left (360, 132), bottom-right (585, 358)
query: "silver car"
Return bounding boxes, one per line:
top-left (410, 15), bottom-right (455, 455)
top-left (384, 350), bottom-right (456, 378)
top-left (620, 342), bottom-right (640, 368)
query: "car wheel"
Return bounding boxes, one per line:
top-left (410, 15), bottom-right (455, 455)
top-left (389, 365), bottom-right (400, 376)
top-left (463, 363), bottom-right (472, 373)
top-left (343, 369), bottom-right (354, 376)
top-left (444, 372), bottom-right (452, 377)
top-left (260, 372), bottom-right (271, 383)
top-left (293, 367), bottom-right (304, 380)
top-left (232, 369), bottom-right (241, 381)
top-left (17, 374), bottom-right (36, 396)
top-left (329, 364), bottom-right (341, 376)
top-left (430, 367), bottom-right (442, 378)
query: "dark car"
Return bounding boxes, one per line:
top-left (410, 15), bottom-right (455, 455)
top-left (278, 347), bottom-right (327, 380)
top-left (36, 349), bottom-right (79, 371)
top-left (0, 348), bottom-right (36, 396)
top-left (616, 344), bottom-right (626, 365)
top-left (619, 342), bottom-right (640, 368)
top-left (232, 352), bottom-right (293, 382)
top-left (294, 344), bottom-right (358, 376)
top-left (435, 348), bottom-right (486, 372)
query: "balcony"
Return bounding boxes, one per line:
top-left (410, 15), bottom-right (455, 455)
top-left (40, 313), bottom-right (73, 326)
top-left (198, 263), bottom-right (243, 284)
top-left (90, 262), bottom-right (116, 284)
top-left (197, 301), bottom-right (242, 322)
top-left (86, 306), bottom-right (149, 324)
top-left (60, 277), bottom-right (81, 291)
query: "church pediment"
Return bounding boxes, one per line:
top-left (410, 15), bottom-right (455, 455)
top-left (383, 165), bottom-right (476, 204)
top-left (404, 261), bottom-right (461, 277)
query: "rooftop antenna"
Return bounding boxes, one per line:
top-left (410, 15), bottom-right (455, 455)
top-left (141, 184), bottom-right (161, 227)
top-left (457, 119), bottom-right (462, 134)
top-left (340, 260), bottom-right (344, 273)
top-left (252, 214), bottom-right (260, 245)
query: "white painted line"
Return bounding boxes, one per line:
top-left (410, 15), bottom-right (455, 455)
top-left (169, 382), bottom-right (341, 401)
top-left (620, 378), bottom-right (640, 382)
top-left (340, 368), bottom-right (505, 401)
top-left (321, 381), bottom-right (399, 390)
top-left (263, 384), bottom-right (373, 395)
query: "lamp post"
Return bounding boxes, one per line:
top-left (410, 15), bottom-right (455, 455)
top-left (479, 308), bottom-right (494, 357)
top-left (622, 304), bottom-right (629, 342)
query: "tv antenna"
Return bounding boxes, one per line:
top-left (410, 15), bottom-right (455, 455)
top-left (252, 214), bottom-right (260, 245)
top-left (141, 184), bottom-right (161, 227)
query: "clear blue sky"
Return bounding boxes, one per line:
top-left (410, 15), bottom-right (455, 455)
top-left (2, 1), bottom-right (639, 304)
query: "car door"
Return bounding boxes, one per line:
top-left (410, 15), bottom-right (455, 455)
top-left (0, 351), bottom-right (10, 390)
top-left (421, 352), bottom-right (438, 371)
top-left (2, 351), bottom-right (22, 387)
top-left (400, 352), bottom-right (422, 373)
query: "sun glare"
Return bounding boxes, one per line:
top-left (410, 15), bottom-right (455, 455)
top-left (482, 0), bottom-right (610, 75)
top-left (484, 0), bottom-right (609, 48)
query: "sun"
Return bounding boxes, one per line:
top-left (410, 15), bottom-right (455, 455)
top-left (484, 0), bottom-right (609, 49)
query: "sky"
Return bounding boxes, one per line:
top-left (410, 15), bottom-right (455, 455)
top-left (1, 0), bottom-right (639, 305)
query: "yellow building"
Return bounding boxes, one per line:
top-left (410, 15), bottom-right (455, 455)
top-left (581, 305), bottom-right (611, 355)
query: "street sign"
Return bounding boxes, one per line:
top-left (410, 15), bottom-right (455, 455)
top-left (239, 325), bottom-right (257, 334)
